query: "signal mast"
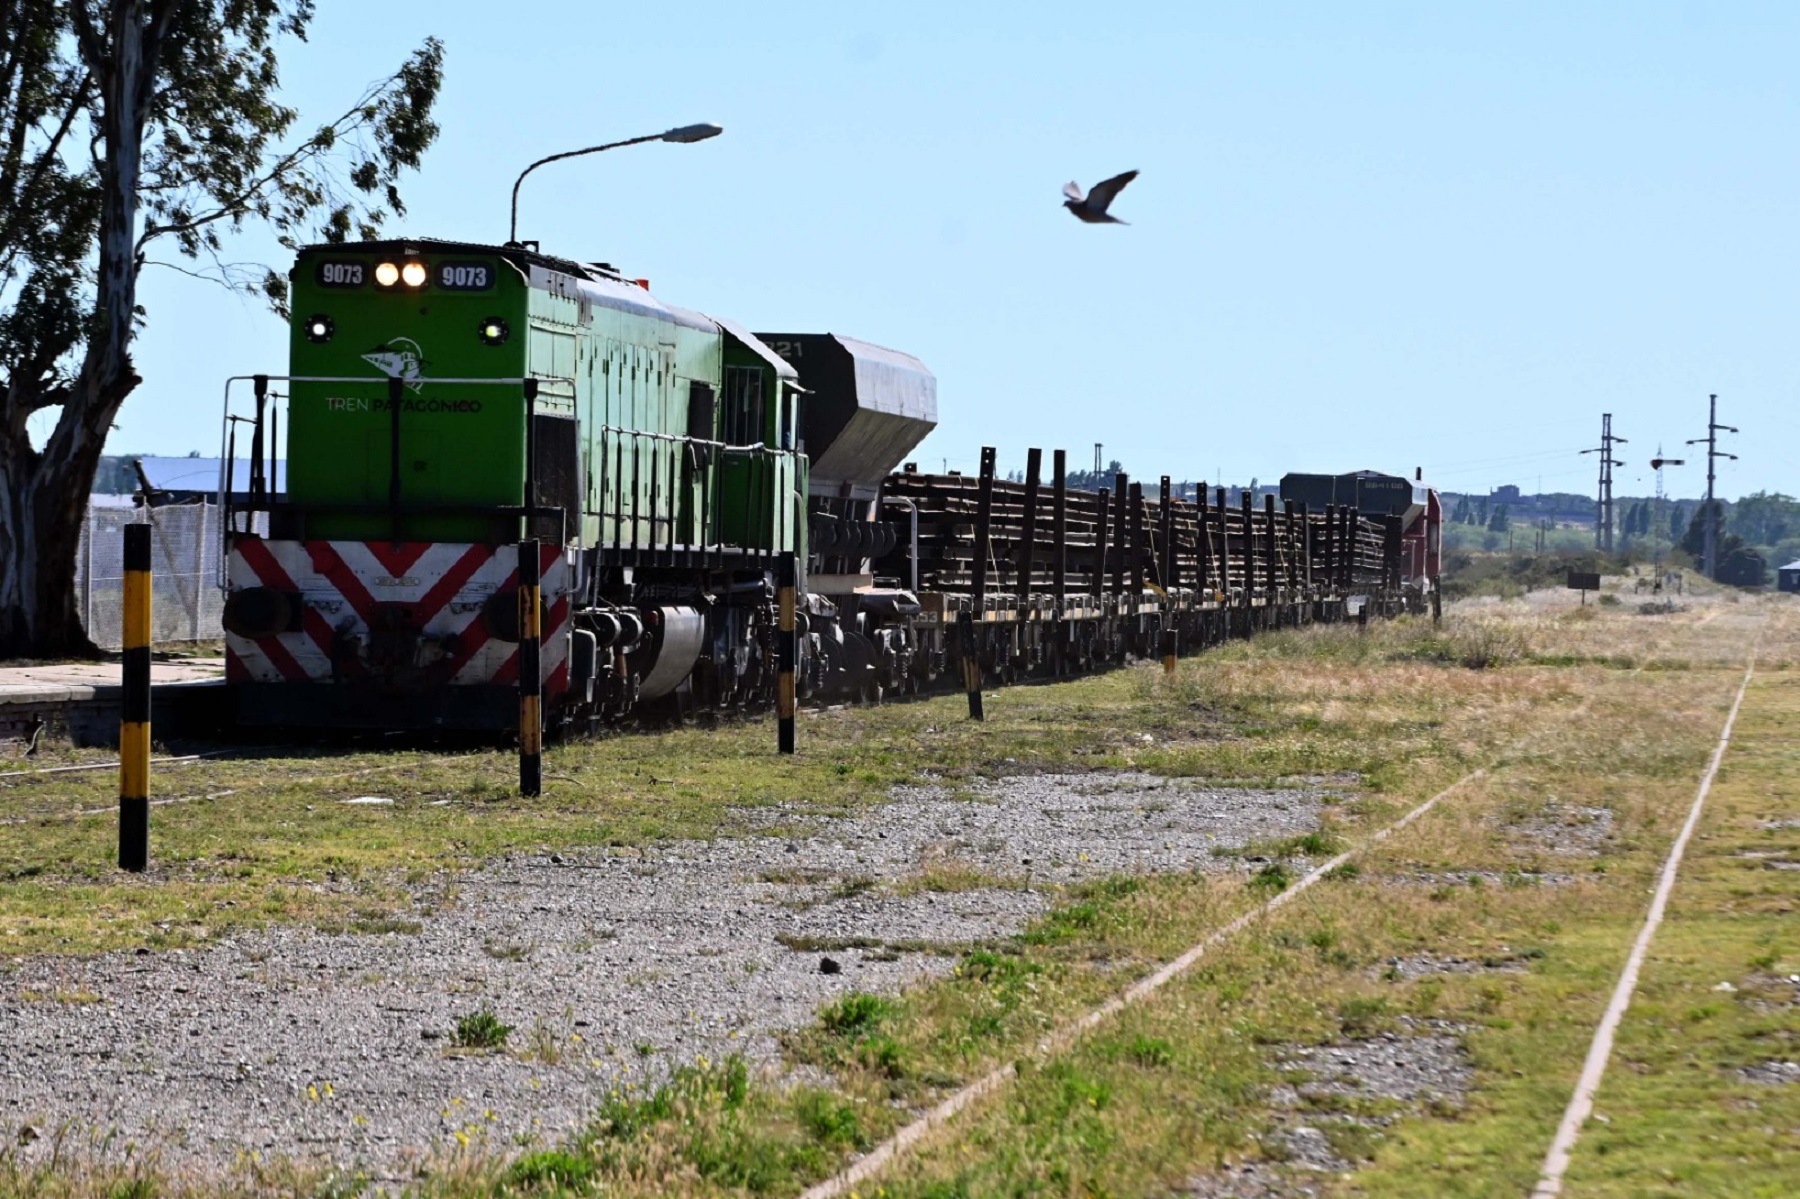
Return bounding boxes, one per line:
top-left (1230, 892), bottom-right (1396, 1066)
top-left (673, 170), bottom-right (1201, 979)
top-left (1649, 448), bottom-right (1683, 592)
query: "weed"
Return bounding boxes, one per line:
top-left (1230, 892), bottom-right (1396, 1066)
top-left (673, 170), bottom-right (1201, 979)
top-left (820, 992), bottom-right (894, 1038)
top-left (776, 933), bottom-right (883, 953)
top-left (957, 948), bottom-right (1041, 986)
top-left (855, 1034), bottom-right (907, 1078)
top-left (794, 1088), bottom-right (868, 1149)
top-left (502, 1148), bottom-right (592, 1189)
top-left (106, 1181), bottom-right (158, 1199)
top-left (523, 1020), bottom-right (563, 1065)
top-left (451, 1007), bottom-right (513, 1051)
top-left (826, 876), bottom-right (878, 901)
top-left (1021, 900), bottom-right (1104, 946)
top-left (1123, 1033), bottom-right (1174, 1068)
top-left (1266, 829), bottom-right (1342, 858)
top-left (1248, 862), bottom-right (1292, 894)
top-left (1336, 995), bottom-right (1392, 1036)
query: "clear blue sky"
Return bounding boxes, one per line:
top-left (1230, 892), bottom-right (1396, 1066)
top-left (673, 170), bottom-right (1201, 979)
top-left (98, 0), bottom-right (1798, 501)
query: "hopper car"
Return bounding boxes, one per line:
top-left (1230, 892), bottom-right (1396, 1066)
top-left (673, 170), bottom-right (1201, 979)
top-left (215, 238), bottom-right (1441, 733)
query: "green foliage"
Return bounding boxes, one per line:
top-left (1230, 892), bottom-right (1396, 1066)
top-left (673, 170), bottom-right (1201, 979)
top-left (1062, 458), bottom-right (1127, 493)
top-left (1249, 862), bottom-right (1292, 894)
top-left (579, 1056), bottom-right (843, 1191)
top-left (2, 4), bottom-right (443, 380)
top-left (105, 1180), bottom-right (158, 1199)
top-left (1716, 543), bottom-right (1766, 587)
top-left (501, 1149), bottom-right (593, 1190)
top-left (819, 992), bottom-right (895, 1037)
top-left (0, 2), bottom-right (444, 656)
top-left (1275, 830), bottom-right (1341, 857)
top-left (1440, 548), bottom-right (1617, 601)
top-left (1681, 502), bottom-right (1768, 585)
top-left (1336, 995), bottom-right (1393, 1036)
top-left (1020, 899), bottom-right (1104, 945)
top-left (1122, 1033), bottom-right (1175, 1068)
top-left (451, 1006), bottom-right (513, 1050)
top-left (1730, 491), bottom-right (1800, 547)
top-left (958, 948), bottom-right (1042, 987)
top-left (793, 1088), bottom-right (868, 1149)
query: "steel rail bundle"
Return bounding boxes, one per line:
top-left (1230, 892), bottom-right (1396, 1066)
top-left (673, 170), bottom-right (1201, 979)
top-left (856, 448), bottom-right (1408, 701)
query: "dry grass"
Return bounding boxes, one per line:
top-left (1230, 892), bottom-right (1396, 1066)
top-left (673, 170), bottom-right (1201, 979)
top-left (3, 585), bottom-right (1796, 1196)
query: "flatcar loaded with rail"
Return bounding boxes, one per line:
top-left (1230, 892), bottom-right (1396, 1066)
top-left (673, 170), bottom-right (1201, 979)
top-left (216, 239), bottom-right (1441, 733)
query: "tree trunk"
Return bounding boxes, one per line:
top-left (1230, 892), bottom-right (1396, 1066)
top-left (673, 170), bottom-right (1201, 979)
top-left (0, 1), bottom-right (165, 660)
top-left (0, 435), bottom-right (107, 659)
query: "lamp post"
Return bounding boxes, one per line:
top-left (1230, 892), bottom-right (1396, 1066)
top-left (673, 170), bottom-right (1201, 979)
top-left (508, 123), bottom-right (723, 245)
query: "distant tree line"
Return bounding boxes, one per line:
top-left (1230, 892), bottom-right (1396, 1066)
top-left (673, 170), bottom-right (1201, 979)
top-left (1449, 495), bottom-right (1510, 532)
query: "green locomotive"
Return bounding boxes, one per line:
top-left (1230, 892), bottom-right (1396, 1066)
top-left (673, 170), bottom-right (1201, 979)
top-left (220, 238), bottom-right (936, 729)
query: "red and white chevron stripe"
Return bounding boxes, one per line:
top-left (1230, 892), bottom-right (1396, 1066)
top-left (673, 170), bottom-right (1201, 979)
top-left (224, 538), bottom-right (571, 695)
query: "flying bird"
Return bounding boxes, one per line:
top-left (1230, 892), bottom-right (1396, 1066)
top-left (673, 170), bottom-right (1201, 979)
top-left (1063, 170), bottom-right (1139, 224)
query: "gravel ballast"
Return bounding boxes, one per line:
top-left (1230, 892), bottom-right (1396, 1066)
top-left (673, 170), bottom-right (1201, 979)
top-left (1, 771), bottom-right (1334, 1180)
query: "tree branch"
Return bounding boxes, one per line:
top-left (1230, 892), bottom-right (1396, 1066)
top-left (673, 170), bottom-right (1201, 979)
top-left (0, 71), bottom-right (95, 279)
top-left (140, 254), bottom-right (272, 295)
top-left (68, 0), bottom-right (105, 71)
top-left (133, 77), bottom-right (386, 254)
top-left (136, 0), bottom-right (183, 110)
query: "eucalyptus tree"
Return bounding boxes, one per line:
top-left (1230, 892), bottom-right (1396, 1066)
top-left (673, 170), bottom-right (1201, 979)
top-left (0, 0), bottom-right (443, 656)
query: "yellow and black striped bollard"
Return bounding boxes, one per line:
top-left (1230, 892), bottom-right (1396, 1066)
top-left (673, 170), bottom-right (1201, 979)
top-left (778, 552), bottom-right (796, 754)
top-left (119, 524), bottom-right (151, 872)
top-left (518, 538), bottom-right (542, 796)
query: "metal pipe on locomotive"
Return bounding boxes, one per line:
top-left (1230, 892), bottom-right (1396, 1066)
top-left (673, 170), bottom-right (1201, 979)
top-left (216, 238), bottom-right (1442, 734)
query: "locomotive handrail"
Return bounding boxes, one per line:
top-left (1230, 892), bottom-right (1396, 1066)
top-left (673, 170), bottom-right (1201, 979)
top-left (590, 423), bottom-right (803, 562)
top-left (591, 423), bottom-right (803, 456)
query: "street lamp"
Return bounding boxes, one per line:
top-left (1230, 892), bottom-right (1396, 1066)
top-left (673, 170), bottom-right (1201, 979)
top-left (508, 123), bottom-right (723, 245)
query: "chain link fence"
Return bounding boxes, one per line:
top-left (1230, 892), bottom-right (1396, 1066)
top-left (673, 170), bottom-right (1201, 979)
top-left (76, 502), bottom-right (239, 649)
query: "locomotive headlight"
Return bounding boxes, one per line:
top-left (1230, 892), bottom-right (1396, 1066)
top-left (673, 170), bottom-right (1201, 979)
top-left (304, 314), bottom-right (335, 343)
top-left (400, 261), bottom-right (428, 287)
top-left (478, 317), bottom-right (510, 346)
top-left (373, 261), bottom-right (401, 287)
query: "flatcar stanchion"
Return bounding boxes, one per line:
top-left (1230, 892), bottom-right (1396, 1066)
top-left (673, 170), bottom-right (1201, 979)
top-left (959, 609), bottom-right (984, 721)
top-left (778, 551), bottom-right (797, 754)
top-left (518, 538), bottom-right (543, 796)
top-left (119, 524), bottom-right (151, 872)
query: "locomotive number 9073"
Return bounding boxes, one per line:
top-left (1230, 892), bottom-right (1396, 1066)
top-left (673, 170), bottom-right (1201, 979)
top-left (315, 261), bottom-right (365, 287)
top-left (435, 261), bottom-right (494, 291)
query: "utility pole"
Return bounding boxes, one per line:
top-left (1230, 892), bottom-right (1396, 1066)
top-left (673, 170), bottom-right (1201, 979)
top-left (1581, 414), bottom-right (1626, 552)
top-left (1094, 443), bottom-right (1103, 475)
top-left (1685, 394), bottom-right (1738, 581)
